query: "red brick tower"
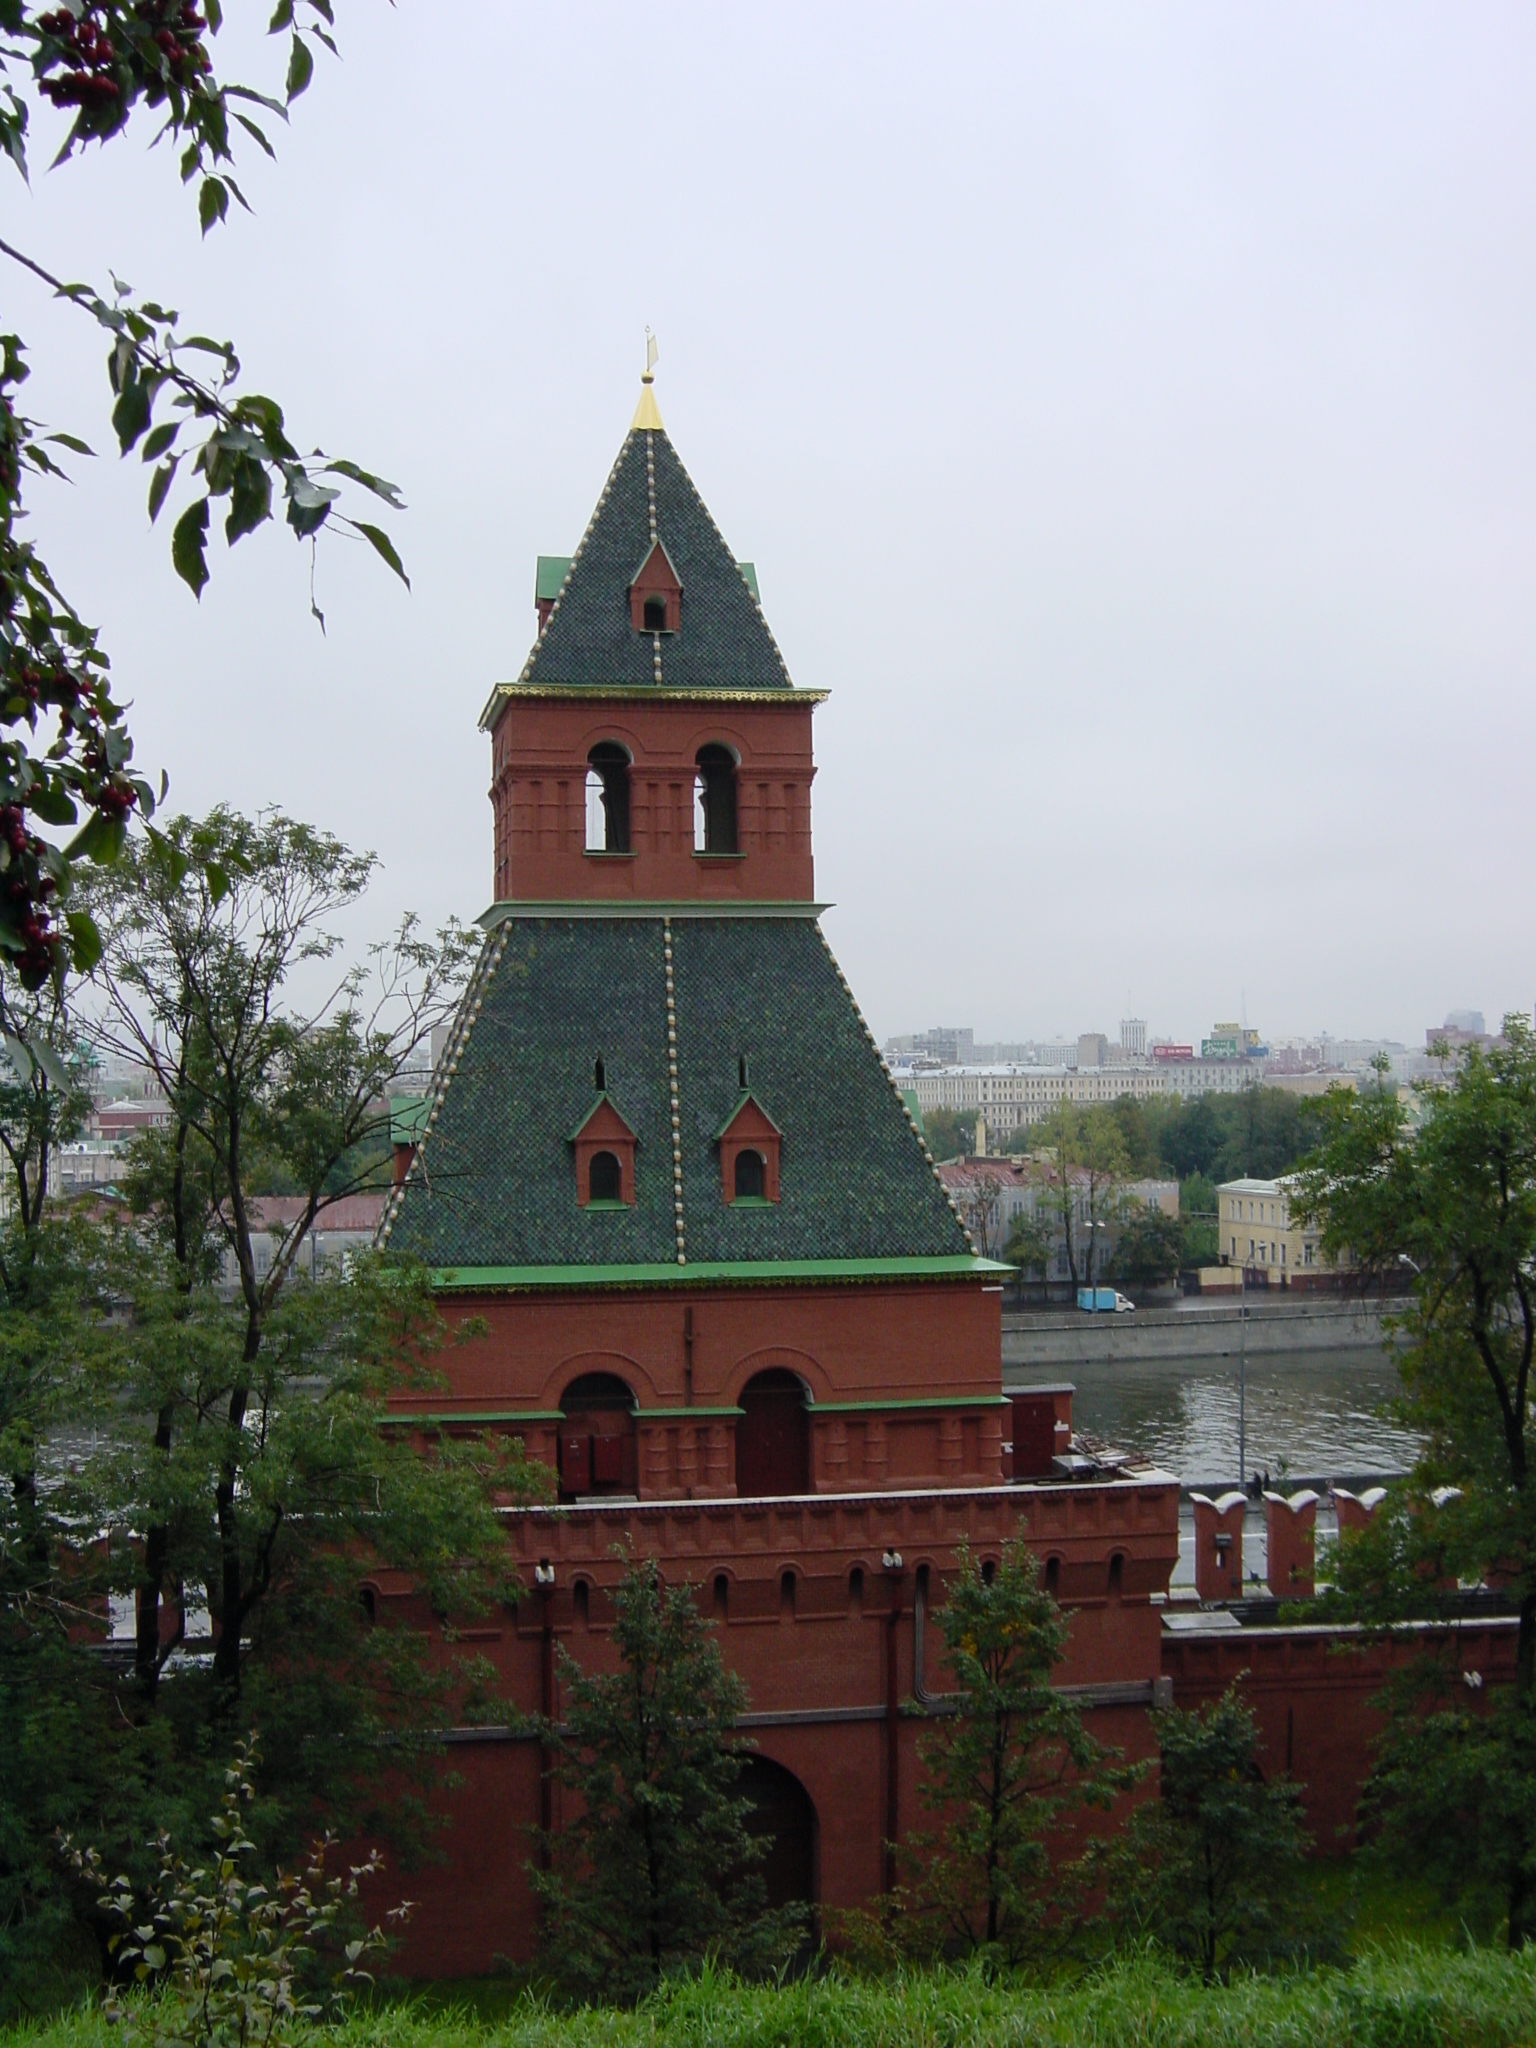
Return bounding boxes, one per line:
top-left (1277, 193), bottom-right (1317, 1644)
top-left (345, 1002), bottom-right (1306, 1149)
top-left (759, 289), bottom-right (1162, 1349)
top-left (375, 369), bottom-right (1178, 1972)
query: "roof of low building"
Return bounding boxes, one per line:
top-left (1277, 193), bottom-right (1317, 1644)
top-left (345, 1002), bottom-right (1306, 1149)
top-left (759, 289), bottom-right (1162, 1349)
top-left (379, 913), bottom-right (982, 1283)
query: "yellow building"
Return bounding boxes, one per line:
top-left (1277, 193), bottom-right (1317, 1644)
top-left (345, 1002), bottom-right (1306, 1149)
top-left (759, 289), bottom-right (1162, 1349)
top-left (1217, 1176), bottom-right (1333, 1276)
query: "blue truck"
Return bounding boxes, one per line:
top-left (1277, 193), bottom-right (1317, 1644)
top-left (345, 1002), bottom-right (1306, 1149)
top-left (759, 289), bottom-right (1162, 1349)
top-left (1077, 1286), bottom-right (1134, 1313)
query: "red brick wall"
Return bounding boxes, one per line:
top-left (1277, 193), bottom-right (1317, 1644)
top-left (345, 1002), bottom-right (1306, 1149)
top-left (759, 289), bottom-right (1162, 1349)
top-left (393, 1280), bottom-right (1007, 1497)
top-left (1162, 1617), bottom-right (1520, 1846)
top-left (488, 694), bottom-right (816, 904)
top-left (380, 1476), bottom-right (1180, 1976)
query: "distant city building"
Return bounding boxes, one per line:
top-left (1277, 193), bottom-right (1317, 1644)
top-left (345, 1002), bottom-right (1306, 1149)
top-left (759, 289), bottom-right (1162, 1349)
top-left (885, 1026), bottom-right (975, 1066)
top-left (898, 1054), bottom-right (1260, 1136)
top-left (1119, 1018), bottom-right (1147, 1057)
top-left (1077, 1032), bottom-right (1110, 1069)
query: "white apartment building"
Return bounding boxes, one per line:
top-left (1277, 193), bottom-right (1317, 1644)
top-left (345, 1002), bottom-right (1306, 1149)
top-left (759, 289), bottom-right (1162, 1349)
top-left (901, 1057), bottom-right (1260, 1137)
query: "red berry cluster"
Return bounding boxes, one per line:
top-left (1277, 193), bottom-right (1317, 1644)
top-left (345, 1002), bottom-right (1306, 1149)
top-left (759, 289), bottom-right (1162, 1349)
top-left (37, 3), bottom-right (211, 122)
top-left (0, 804), bottom-right (61, 986)
top-left (5, 661), bottom-right (82, 722)
top-left (36, 8), bottom-right (121, 110)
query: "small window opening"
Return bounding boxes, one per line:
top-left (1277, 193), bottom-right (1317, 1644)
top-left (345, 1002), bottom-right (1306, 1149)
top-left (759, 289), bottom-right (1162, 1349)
top-left (981, 1557), bottom-right (997, 1586)
top-left (594, 1055), bottom-right (606, 1092)
top-left (1044, 1555), bottom-right (1060, 1598)
top-left (734, 1149), bottom-right (765, 1200)
top-left (589, 1150), bottom-right (622, 1203)
top-left (359, 1586), bottom-right (376, 1626)
top-left (1109, 1552), bottom-right (1125, 1600)
top-left (848, 1566), bottom-right (864, 1613)
top-left (643, 594), bottom-right (667, 632)
top-left (574, 1579), bottom-right (590, 1627)
top-left (780, 1569), bottom-right (796, 1619)
top-left (694, 745), bottom-right (738, 853)
top-left (739, 1054), bottom-right (750, 1089)
top-left (585, 744), bottom-right (631, 853)
top-left (713, 1573), bottom-right (729, 1622)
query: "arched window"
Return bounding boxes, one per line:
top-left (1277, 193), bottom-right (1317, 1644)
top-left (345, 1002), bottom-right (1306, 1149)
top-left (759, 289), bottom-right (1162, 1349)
top-left (643, 594), bottom-right (667, 632)
top-left (734, 1149), bottom-right (766, 1200)
top-left (589, 1150), bottom-right (622, 1203)
top-left (694, 744), bottom-right (738, 854)
top-left (584, 743), bottom-right (630, 853)
top-left (712, 1573), bottom-right (729, 1622)
top-left (1044, 1555), bottom-right (1061, 1598)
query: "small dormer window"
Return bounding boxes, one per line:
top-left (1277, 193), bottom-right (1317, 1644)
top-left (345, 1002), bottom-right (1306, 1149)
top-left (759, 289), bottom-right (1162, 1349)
top-left (717, 1067), bottom-right (781, 1204)
top-left (629, 538), bottom-right (681, 633)
top-left (571, 1064), bottom-right (638, 1207)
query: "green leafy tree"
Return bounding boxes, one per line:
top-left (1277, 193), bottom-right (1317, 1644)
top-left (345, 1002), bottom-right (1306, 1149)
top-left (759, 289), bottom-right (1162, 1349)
top-left (82, 806), bottom-right (480, 1703)
top-left (63, 1736), bottom-right (403, 2048)
top-left (921, 1107), bottom-right (972, 1162)
top-left (910, 1539), bottom-right (1135, 1963)
top-left (1099, 1682), bottom-right (1311, 1981)
top-left (0, 812), bottom-right (544, 2003)
top-left (1030, 1104), bottom-right (1128, 1294)
top-left (1291, 1016), bottom-right (1536, 1944)
top-left (532, 1552), bottom-right (804, 2003)
top-left (1003, 1203), bottom-right (1055, 1284)
top-left (0, 5), bottom-right (407, 990)
top-left (1109, 1204), bottom-right (1184, 1290)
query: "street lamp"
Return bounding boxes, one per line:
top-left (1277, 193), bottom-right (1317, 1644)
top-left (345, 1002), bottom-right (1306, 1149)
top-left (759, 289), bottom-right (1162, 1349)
top-left (1238, 1260), bottom-right (1253, 1491)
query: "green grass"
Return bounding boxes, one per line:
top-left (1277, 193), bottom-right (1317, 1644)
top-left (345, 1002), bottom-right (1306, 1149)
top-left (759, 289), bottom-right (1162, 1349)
top-left (10, 1949), bottom-right (1536, 2048)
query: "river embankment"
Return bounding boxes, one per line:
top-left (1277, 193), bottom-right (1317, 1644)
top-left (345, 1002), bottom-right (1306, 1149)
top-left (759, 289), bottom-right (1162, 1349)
top-left (1002, 1295), bottom-right (1391, 1372)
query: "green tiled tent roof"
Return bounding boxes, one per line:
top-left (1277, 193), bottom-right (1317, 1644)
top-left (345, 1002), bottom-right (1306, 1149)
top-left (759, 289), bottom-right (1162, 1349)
top-left (512, 431), bottom-right (792, 695)
top-left (379, 914), bottom-right (973, 1278)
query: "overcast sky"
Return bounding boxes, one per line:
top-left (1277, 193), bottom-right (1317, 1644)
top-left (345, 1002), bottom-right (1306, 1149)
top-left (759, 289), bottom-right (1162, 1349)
top-left (11, 5), bottom-right (1536, 1048)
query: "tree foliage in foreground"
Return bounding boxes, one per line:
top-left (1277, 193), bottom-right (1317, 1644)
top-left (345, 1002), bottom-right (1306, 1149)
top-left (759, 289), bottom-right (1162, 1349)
top-left (1292, 1017), bottom-right (1536, 1946)
top-left (533, 1553), bottom-right (806, 2004)
top-left (62, 1737), bottom-right (400, 2048)
top-left (0, 809), bottom-right (545, 2012)
top-left (907, 1540), bottom-right (1136, 1964)
top-left (1097, 1682), bottom-right (1314, 1981)
top-left (0, 3), bottom-right (407, 991)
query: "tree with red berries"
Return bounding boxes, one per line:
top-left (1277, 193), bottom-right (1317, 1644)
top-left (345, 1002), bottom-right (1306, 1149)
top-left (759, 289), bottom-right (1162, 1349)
top-left (0, 5), bottom-right (405, 999)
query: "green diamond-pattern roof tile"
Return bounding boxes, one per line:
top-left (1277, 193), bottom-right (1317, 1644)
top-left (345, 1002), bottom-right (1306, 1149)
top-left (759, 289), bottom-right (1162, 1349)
top-left (383, 916), bottom-right (968, 1273)
top-left (516, 431), bottom-right (791, 694)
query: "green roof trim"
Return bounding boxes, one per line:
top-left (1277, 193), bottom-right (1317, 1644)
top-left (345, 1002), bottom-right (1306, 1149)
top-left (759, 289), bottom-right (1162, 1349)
top-left (642, 1405), bottom-right (744, 1419)
top-left (813, 1394), bottom-right (1012, 1415)
top-left (479, 900), bottom-right (829, 929)
top-left (535, 556), bottom-right (572, 602)
top-left (427, 1257), bottom-right (1008, 1292)
top-left (382, 1409), bottom-right (564, 1427)
top-left (737, 561), bottom-right (759, 602)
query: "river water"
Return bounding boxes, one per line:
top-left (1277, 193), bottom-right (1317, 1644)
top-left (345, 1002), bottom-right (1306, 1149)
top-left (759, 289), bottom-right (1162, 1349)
top-left (1006, 1345), bottom-right (1420, 1494)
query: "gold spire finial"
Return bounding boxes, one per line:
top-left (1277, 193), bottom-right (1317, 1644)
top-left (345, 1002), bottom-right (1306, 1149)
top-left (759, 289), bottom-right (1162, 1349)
top-left (631, 327), bottom-right (664, 431)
